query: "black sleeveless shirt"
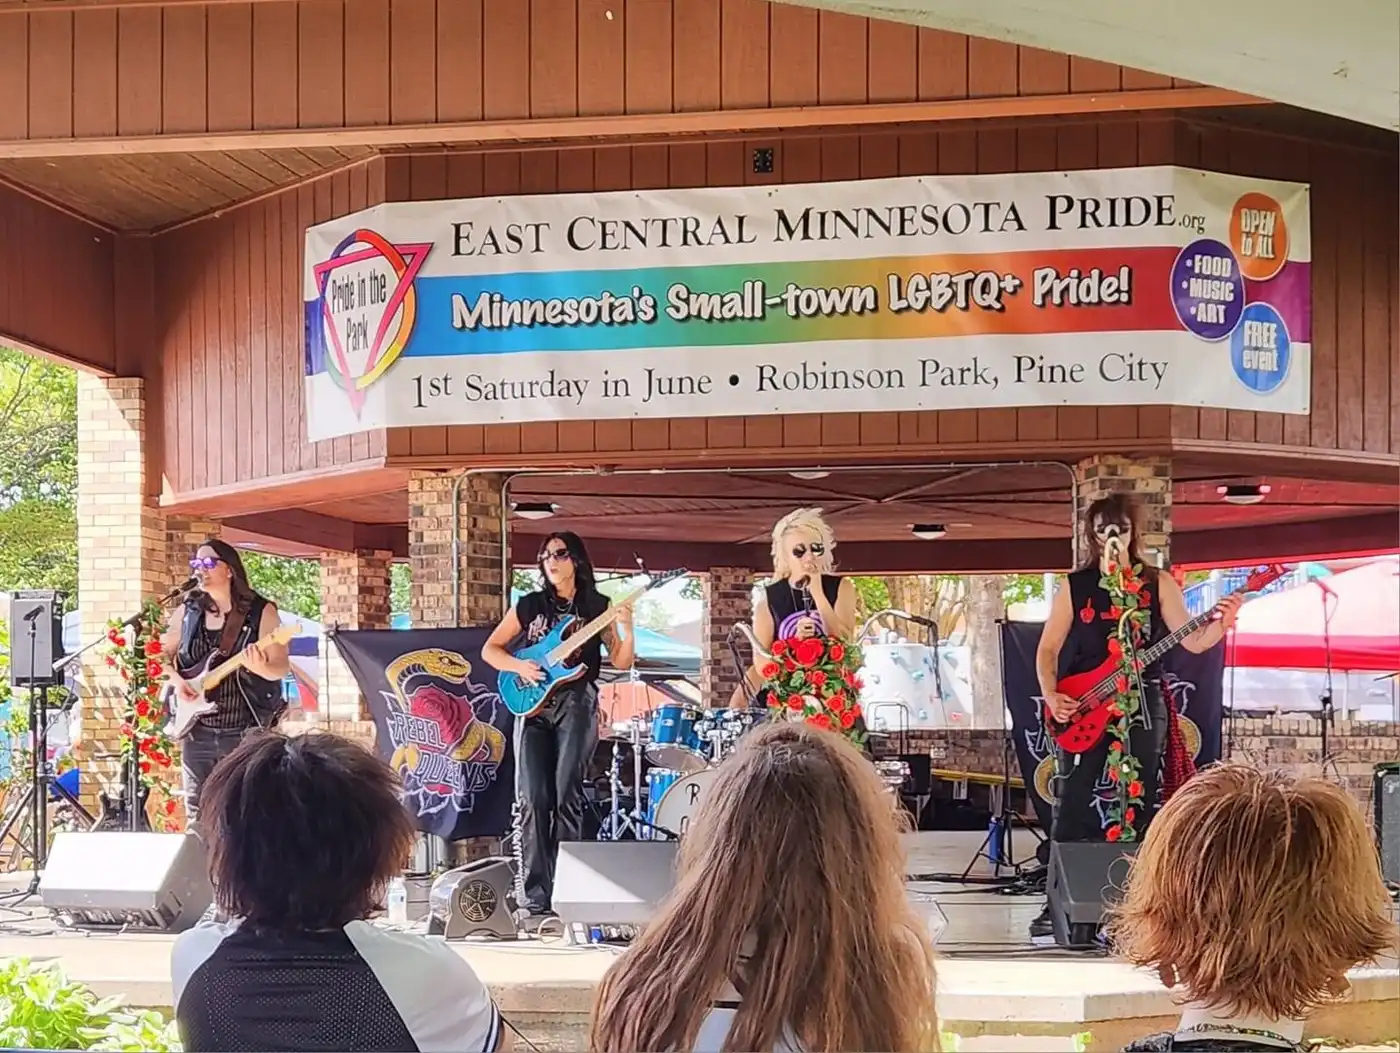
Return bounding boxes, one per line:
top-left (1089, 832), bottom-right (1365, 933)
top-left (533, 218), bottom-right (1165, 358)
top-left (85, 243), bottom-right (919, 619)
top-left (1061, 565), bottom-right (1167, 679)
top-left (765, 575), bottom-right (842, 640)
top-left (176, 596), bottom-right (285, 731)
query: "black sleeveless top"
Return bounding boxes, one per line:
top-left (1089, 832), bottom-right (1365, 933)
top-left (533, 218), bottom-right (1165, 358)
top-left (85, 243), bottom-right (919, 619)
top-left (1061, 565), bottom-right (1166, 679)
top-left (765, 575), bottom-right (842, 641)
top-left (176, 595), bottom-right (285, 731)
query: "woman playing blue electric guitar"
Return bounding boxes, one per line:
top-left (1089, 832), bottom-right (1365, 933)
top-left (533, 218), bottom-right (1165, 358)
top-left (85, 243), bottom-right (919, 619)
top-left (481, 532), bottom-right (636, 932)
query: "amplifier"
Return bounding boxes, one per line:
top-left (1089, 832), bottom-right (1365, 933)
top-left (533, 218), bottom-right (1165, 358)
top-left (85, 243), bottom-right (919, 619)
top-left (1376, 763), bottom-right (1400, 886)
top-left (1046, 840), bottom-right (1139, 949)
top-left (40, 832), bottom-right (212, 931)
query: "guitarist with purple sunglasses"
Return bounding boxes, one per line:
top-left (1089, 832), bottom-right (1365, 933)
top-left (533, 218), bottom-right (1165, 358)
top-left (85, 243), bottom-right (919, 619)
top-left (159, 539), bottom-right (291, 825)
top-left (1028, 495), bottom-right (1241, 940)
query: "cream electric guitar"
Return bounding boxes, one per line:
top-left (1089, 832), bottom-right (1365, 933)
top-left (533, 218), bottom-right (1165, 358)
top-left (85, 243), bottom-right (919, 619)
top-left (165, 623), bottom-right (299, 739)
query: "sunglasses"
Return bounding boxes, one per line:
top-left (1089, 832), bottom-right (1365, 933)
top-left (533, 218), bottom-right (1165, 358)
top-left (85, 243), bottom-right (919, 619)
top-left (189, 555), bottom-right (224, 572)
top-left (791, 543), bottom-right (825, 559)
top-left (540, 547), bottom-right (573, 564)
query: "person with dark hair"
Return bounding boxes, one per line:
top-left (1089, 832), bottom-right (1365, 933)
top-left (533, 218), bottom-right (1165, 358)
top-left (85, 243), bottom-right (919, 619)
top-left (1027, 493), bottom-right (1241, 939)
top-left (159, 539), bottom-right (290, 822)
top-left (481, 532), bottom-right (636, 931)
top-left (170, 732), bottom-right (508, 1053)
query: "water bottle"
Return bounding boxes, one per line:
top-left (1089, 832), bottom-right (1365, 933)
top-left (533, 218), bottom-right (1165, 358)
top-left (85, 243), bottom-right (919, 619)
top-left (387, 876), bottom-right (408, 925)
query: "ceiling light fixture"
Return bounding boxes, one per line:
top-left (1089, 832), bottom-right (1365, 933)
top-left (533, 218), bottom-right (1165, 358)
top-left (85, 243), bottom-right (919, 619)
top-left (512, 501), bottom-right (557, 520)
top-left (789, 470), bottom-right (830, 481)
top-left (911, 524), bottom-right (947, 540)
top-left (1216, 484), bottom-right (1271, 506)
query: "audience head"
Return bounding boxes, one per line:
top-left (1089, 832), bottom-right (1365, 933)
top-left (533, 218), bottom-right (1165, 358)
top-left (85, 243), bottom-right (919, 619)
top-left (591, 721), bottom-right (937, 1053)
top-left (200, 731), bottom-right (415, 931)
top-left (1107, 763), bottom-right (1396, 1020)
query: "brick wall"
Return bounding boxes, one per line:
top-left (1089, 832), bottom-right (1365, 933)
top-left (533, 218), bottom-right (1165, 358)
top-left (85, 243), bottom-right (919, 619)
top-left (320, 549), bottom-right (392, 721)
top-left (701, 567), bottom-right (754, 706)
top-left (408, 471), bottom-right (506, 628)
top-left (1074, 454), bottom-right (1172, 567)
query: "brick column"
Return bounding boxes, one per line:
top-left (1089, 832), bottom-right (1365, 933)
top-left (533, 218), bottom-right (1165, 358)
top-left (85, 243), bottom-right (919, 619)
top-left (75, 376), bottom-right (170, 815)
top-left (701, 567), bottom-right (753, 707)
top-left (320, 549), bottom-right (392, 730)
top-left (1073, 455), bottom-right (1172, 568)
top-left (408, 471), bottom-right (507, 628)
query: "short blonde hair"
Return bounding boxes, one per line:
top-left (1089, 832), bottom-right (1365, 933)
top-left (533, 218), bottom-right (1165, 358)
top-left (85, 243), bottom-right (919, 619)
top-left (771, 507), bottom-right (836, 579)
top-left (1106, 764), bottom-right (1396, 1019)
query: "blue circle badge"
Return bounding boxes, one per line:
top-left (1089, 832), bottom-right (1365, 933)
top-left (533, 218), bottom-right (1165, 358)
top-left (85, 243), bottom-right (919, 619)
top-left (1170, 239), bottom-right (1245, 341)
top-left (1230, 301), bottom-right (1290, 394)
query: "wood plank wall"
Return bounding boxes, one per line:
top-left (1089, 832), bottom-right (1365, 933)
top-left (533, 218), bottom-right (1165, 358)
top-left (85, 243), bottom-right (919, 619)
top-left (0, 0), bottom-right (1193, 143)
top-left (152, 116), bottom-right (1397, 501)
top-left (155, 158), bottom-right (387, 496)
top-left (0, 183), bottom-right (115, 370)
top-left (383, 120), bottom-right (1399, 468)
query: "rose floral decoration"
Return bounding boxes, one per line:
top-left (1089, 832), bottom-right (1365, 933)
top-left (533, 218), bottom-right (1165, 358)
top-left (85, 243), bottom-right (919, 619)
top-left (761, 635), bottom-right (866, 748)
top-left (103, 597), bottom-right (182, 831)
top-left (1098, 558), bottom-right (1151, 842)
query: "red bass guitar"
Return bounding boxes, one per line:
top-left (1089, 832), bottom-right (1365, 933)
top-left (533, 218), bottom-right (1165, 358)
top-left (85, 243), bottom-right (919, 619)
top-left (1047, 564), bottom-right (1286, 753)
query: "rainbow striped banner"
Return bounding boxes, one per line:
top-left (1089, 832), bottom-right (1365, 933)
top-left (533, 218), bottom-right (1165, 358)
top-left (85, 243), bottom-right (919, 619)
top-left (303, 166), bottom-right (1310, 441)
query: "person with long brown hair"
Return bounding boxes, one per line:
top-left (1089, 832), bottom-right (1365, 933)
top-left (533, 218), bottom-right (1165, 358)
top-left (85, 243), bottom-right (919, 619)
top-left (1106, 764), bottom-right (1396, 1052)
top-left (590, 722), bottom-right (938, 1053)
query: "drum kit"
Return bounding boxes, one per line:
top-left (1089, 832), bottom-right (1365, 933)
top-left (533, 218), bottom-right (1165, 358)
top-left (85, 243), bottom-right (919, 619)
top-left (596, 701), bottom-right (770, 842)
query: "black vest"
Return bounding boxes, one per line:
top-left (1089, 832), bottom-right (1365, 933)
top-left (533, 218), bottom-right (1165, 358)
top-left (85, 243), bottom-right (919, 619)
top-left (1061, 565), bottom-right (1167, 679)
top-left (177, 596), bottom-right (285, 730)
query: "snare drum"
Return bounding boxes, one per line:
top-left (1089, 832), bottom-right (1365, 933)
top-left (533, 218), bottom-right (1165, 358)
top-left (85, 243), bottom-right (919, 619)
top-left (645, 704), bottom-right (707, 772)
top-left (642, 768), bottom-right (684, 840)
top-left (652, 768), bottom-right (720, 838)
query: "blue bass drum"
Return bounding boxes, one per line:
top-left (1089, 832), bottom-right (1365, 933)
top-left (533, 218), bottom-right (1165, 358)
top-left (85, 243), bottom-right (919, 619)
top-left (644, 704), bottom-right (707, 773)
top-left (642, 769), bottom-right (683, 841)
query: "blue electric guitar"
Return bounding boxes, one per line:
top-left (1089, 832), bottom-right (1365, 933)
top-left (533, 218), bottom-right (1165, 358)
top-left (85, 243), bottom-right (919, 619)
top-left (500, 568), bottom-right (686, 717)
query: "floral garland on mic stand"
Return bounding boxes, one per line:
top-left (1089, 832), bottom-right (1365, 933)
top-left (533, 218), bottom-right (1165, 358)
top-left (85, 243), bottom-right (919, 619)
top-left (1100, 555), bottom-right (1151, 843)
top-left (759, 635), bottom-right (867, 748)
top-left (101, 597), bottom-right (182, 831)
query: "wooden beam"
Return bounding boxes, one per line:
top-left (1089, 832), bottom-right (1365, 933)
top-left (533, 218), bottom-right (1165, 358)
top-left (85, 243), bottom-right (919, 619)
top-left (221, 510), bottom-right (409, 559)
top-left (1172, 513), bottom-right (1400, 567)
top-left (0, 88), bottom-right (1263, 159)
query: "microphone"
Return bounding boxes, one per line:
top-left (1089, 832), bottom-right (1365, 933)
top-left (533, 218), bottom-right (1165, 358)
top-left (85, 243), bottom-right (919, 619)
top-left (1314, 577), bottom-right (1337, 599)
top-left (21, 604), bottom-right (43, 623)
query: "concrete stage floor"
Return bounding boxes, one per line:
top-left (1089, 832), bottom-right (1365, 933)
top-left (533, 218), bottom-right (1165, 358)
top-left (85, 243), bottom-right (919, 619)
top-left (1, 832), bottom-right (1395, 1051)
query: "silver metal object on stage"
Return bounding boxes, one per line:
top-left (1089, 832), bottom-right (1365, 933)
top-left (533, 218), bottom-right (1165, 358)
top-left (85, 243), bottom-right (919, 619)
top-left (426, 856), bottom-right (518, 940)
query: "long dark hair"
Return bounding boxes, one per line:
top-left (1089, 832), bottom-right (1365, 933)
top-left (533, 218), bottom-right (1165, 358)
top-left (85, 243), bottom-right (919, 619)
top-left (195, 537), bottom-right (262, 614)
top-left (538, 531), bottom-right (601, 608)
top-left (1079, 493), bottom-right (1154, 575)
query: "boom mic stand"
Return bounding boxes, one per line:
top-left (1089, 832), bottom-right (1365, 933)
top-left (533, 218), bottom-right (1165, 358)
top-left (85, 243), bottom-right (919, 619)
top-left (1317, 582), bottom-right (1339, 780)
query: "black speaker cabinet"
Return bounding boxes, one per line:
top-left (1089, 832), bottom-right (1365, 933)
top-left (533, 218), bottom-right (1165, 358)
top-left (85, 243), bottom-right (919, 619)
top-left (1046, 840), bottom-right (1139, 949)
top-left (1376, 763), bottom-right (1400, 886)
top-left (9, 590), bottom-right (65, 689)
top-left (40, 832), bottom-right (213, 931)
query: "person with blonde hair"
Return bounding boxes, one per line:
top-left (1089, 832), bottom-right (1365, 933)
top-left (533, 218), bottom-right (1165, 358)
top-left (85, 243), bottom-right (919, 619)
top-left (1106, 763), bottom-right (1396, 1052)
top-left (752, 507), bottom-right (858, 654)
top-left (590, 722), bottom-right (938, 1053)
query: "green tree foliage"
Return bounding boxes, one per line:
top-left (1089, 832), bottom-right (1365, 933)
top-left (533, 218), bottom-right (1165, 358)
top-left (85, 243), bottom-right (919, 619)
top-left (241, 552), bottom-right (321, 620)
top-left (0, 349), bottom-right (77, 603)
top-left (391, 562), bottom-right (412, 616)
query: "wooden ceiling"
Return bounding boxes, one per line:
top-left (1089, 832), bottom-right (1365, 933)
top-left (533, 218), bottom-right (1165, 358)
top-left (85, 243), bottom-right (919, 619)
top-left (0, 146), bottom-right (371, 230)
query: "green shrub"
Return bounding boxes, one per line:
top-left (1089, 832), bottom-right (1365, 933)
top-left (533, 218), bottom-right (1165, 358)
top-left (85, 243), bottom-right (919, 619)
top-left (0, 958), bottom-right (180, 1051)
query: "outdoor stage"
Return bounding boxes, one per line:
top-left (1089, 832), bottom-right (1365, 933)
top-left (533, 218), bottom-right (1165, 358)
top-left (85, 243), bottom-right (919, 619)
top-left (1, 832), bottom-right (1395, 1052)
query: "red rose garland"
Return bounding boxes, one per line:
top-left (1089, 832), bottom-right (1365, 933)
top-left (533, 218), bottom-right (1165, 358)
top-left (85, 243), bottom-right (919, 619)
top-left (762, 635), bottom-right (866, 747)
top-left (1100, 558), bottom-right (1151, 841)
top-left (103, 597), bottom-right (183, 830)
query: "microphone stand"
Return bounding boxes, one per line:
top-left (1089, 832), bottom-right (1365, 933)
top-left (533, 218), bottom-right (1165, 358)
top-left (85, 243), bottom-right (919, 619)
top-left (1318, 584), bottom-right (1338, 780)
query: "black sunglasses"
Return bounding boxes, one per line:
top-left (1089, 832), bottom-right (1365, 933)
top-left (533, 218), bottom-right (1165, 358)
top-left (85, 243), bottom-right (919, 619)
top-left (540, 547), bottom-right (573, 564)
top-left (791, 543), bottom-right (825, 559)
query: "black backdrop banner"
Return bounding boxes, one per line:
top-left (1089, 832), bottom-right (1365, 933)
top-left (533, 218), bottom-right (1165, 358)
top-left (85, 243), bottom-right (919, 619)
top-left (331, 628), bottom-right (514, 841)
top-left (1000, 620), bottom-right (1225, 834)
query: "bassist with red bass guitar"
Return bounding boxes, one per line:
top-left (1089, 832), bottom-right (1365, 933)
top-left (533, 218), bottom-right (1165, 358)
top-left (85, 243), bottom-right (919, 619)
top-left (1028, 494), bottom-right (1241, 940)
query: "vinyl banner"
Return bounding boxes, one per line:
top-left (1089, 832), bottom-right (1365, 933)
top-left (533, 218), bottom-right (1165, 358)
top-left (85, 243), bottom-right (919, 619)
top-left (1000, 620), bottom-right (1225, 835)
top-left (303, 167), bottom-right (1311, 440)
top-left (330, 628), bottom-right (514, 841)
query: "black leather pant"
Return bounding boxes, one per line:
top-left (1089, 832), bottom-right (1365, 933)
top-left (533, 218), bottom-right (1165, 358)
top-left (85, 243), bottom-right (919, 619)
top-left (1050, 680), bottom-right (1168, 843)
top-left (514, 685), bottom-right (597, 914)
top-left (181, 724), bottom-right (254, 826)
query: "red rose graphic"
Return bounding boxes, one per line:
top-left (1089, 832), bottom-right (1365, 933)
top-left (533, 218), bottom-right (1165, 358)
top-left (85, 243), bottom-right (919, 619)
top-left (808, 670), bottom-right (827, 687)
top-left (793, 638), bottom-right (825, 668)
top-left (146, 659), bottom-right (163, 678)
top-left (760, 661), bottom-right (781, 679)
top-left (1128, 780), bottom-right (1144, 798)
top-left (145, 640), bottom-right (162, 656)
top-left (770, 639), bottom-right (788, 656)
top-left (135, 700), bottom-right (150, 718)
top-left (406, 684), bottom-right (473, 752)
top-left (807, 713), bottom-right (831, 730)
top-left (828, 642), bottom-right (845, 662)
top-left (1106, 824), bottom-right (1122, 842)
top-left (839, 710), bottom-right (856, 729)
top-left (786, 694), bottom-right (803, 712)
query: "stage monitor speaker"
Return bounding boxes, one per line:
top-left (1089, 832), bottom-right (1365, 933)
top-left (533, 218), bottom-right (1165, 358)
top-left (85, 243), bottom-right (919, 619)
top-left (9, 590), bottom-right (65, 690)
top-left (40, 831), bottom-right (213, 932)
top-left (1375, 763), bottom-right (1400, 886)
top-left (553, 841), bottom-right (679, 932)
top-left (1046, 840), bottom-right (1139, 949)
